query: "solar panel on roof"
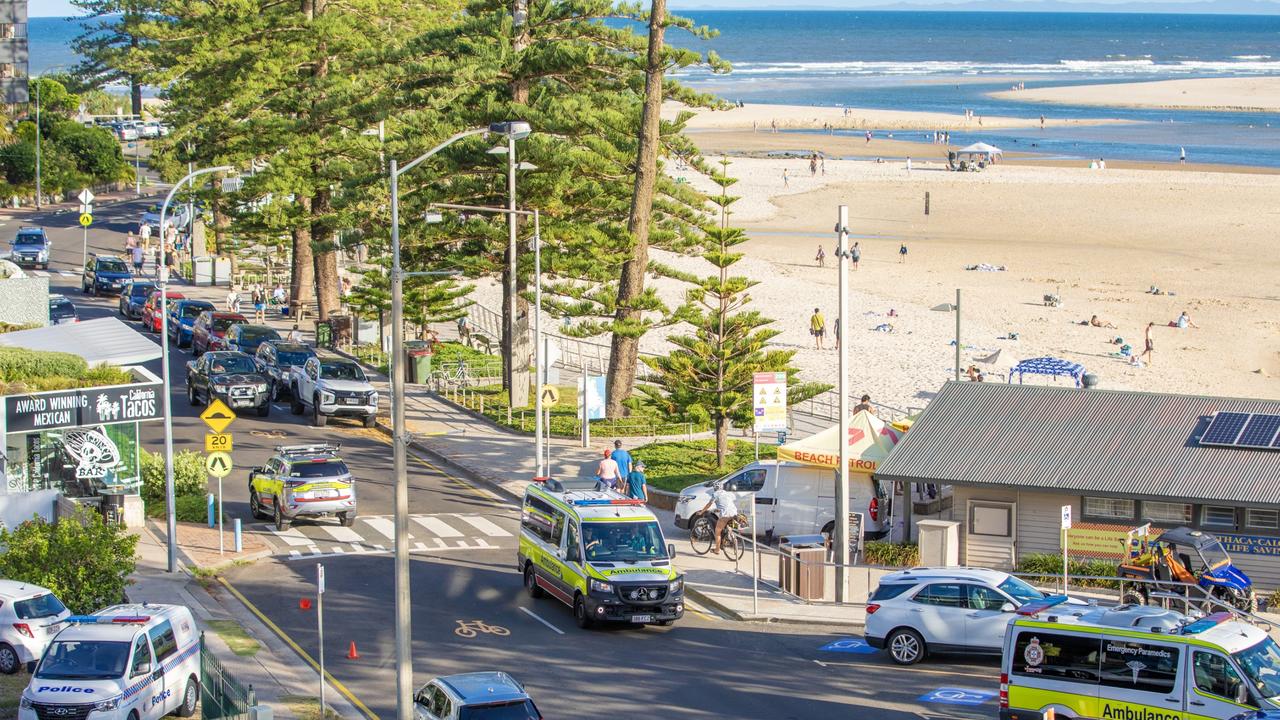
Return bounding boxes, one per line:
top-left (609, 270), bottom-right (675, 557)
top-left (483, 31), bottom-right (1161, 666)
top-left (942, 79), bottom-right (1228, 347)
top-left (1238, 414), bottom-right (1280, 448)
top-left (1201, 412), bottom-right (1250, 446)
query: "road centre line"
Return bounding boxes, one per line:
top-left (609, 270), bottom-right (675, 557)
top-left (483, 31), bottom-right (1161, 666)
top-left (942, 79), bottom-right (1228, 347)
top-left (362, 428), bottom-right (513, 506)
top-left (518, 606), bottom-right (565, 635)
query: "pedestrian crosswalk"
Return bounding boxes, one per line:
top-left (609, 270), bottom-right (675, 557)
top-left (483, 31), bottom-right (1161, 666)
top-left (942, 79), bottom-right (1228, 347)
top-left (254, 512), bottom-right (517, 560)
top-left (25, 270), bottom-right (79, 278)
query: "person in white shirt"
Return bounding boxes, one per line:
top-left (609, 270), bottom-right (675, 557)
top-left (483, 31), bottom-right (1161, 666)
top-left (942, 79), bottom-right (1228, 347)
top-left (701, 487), bottom-right (740, 554)
top-left (594, 449), bottom-right (620, 491)
top-left (287, 324), bottom-right (303, 343)
top-left (226, 287), bottom-right (240, 313)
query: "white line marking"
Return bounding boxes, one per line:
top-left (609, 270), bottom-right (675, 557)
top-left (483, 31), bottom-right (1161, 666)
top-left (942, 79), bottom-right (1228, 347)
top-left (350, 542), bottom-right (367, 553)
top-left (413, 542), bottom-right (426, 552)
top-left (283, 544), bottom-right (501, 561)
top-left (454, 515), bottom-right (512, 537)
top-left (519, 607), bottom-right (565, 635)
top-left (271, 527), bottom-right (315, 546)
top-left (289, 550), bottom-right (301, 559)
top-left (412, 515), bottom-right (462, 537)
top-left (317, 525), bottom-right (363, 543)
top-left (362, 517), bottom-right (396, 540)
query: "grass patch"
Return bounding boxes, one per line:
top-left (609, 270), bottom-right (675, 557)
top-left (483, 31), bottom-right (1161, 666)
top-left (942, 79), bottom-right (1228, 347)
top-left (206, 619), bottom-right (262, 657)
top-left (631, 439), bottom-right (777, 493)
top-left (279, 695), bottom-right (343, 720)
top-left (0, 669), bottom-right (29, 720)
top-left (454, 383), bottom-right (711, 439)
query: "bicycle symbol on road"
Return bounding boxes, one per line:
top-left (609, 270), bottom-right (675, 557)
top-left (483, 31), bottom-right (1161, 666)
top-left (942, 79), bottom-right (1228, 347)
top-left (249, 429), bottom-right (288, 438)
top-left (454, 620), bottom-right (510, 639)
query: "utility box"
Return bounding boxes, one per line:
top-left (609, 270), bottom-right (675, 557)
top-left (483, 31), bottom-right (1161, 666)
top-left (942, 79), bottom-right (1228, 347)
top-left (917, 519), bottom-right (960, 567)
top-left (193, 256), bottom-right (214, 286)
top-left (213, 257), bottom-right (232, 287)
top-left (779, 534), bottom-right (826, 601)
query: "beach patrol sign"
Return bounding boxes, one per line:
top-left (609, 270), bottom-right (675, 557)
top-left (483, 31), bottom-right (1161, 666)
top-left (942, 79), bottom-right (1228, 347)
top-left (753, 372), bottom-right (788, 433)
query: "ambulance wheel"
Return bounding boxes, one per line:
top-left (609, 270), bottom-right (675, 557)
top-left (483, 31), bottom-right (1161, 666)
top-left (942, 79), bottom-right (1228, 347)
top-left (524, 564), bottom-right (543, 599)
top-left (0, 643), bottom-right (18, 674)
top-left (887, 628), bottom-right (925, 665)
top-left (249, 490), bottom-right (269, 520)
top-left (274, 499), bottom-right (290, 531)
top-left (174, 676), bottom-right (198, 717)
top-left (338, 512), bottom-right (355, 527)
top-left (128, 711), bottom-right (140, 720)
top-left (574, 594), bottom-right (593, 629)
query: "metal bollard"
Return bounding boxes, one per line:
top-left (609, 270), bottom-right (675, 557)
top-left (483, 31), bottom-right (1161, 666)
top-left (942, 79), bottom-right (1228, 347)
top-left (234, 518), bottom-right (242, 553)
top-left (207, 493), bottom-right (215, 528)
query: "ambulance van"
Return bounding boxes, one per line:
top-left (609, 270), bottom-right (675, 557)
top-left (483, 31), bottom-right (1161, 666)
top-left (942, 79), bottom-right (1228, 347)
top-left (19, 604), bottom-right (201, 720)
top-left (1001, 597), bottom-right (1280, 720)
top-left (518, 478), bottom-right (685, 629)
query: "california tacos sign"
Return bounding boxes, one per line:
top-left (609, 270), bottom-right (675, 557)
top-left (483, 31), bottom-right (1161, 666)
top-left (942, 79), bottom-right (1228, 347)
top-left (5, 382), bottom-right (162, 433)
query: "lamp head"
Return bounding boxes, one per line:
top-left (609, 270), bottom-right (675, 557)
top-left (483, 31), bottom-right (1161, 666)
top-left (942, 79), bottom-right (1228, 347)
top-left (489, 121), bottom-right (532, 141)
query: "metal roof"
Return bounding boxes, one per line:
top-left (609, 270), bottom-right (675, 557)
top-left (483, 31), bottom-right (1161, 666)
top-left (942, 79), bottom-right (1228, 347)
top-left (876, 381), bottom-right (1280, 506)
top-left (0, 316), bottom-right (160, 365)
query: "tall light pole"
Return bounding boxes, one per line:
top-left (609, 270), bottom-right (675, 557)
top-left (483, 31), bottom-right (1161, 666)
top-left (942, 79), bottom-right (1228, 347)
top-left (835, 205), bottom-right (851, 602)
top-left (32, 64), bottom-right (72, 211)
top-left (160, 164), bottom-right (233, 574)
top-left (387, 121), bottom-right (531, 720)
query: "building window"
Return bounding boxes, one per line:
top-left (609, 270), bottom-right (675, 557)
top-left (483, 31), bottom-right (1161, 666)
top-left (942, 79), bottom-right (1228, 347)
top-left (0, 24), bottom-right (14, 40)
top-left (1246, 509), bottom-right (1279, 531)
top-left (1143, 501), bottom-right (1192, 525)
top-left (1083, 497), bottom-right (1134, 520)
top-left (970, 503), bottom-right (1012, 537)
top-left (1201, 506), bottom-right (1236, 530)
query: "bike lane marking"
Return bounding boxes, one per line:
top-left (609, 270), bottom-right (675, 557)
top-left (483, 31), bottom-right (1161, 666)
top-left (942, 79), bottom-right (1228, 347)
top-left (519, 606), bottom-right (565, 635)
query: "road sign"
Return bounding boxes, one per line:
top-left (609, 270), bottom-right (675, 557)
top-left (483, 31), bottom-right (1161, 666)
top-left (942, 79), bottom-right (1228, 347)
top-left (540, 385), bottom-right (560, 408)
top-left (77, 188), bottom-right (95, 205)
top-left (205, 433), bottom-right (233, 453)
top-left (79, 213), bottom-right (92, 227)
top-left (205, 451), bottom-right (233, 478)
top-left (200, 398), bottom-right (237, 433)
top-left (1061, 504), bottom-right (1073, 530)
top-left (752, 371), bottom-right (788, 433)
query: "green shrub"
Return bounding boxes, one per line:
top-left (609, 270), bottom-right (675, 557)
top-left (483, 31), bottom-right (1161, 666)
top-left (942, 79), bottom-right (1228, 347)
top-left (432, 341), bottom-right (500, 367)
top-left (1016, 553), bottom-right (1119, 590)
top-left (863, 541), bottom-right (918, 567)
top-left (146, 493), bottom-right (224, 524)
top-left (631, 440), bottom-right (776, 492)
top-left (0, 509), bottom-right (137, 614)
top-left (140, 450), bottom-right (208, 505)
top-left (0, 347), bottom-right (87, 382)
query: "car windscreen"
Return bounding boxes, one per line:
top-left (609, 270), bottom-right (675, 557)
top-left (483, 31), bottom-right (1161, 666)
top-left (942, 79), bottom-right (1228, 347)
top-left (14, 235), bottom-right (46, 247)
top-left (998, 576), bottom-right (1046, 604)
top-left (240, 327), bottom-right (280, 342)
top-left (1235, 636), bottom-right (1280, 699)
top-left (458, 700), bottom-right (541, 720)
top-left (130, 284), bottom-right (156, 298)
top-left (870, 583), bottom-right (916, 602)
top-left (289, 461), bottom-right (350, 478)
top-left (49, 300), bottom-right (75, 318)
top-left (14, 593), bottom-right (66, 619)
top-left (181, 304), bottom-right (212, 319)
top-left (209, 356), bottom-right (258, 375)
top-left (96, 258), bottom-right (129, 273)
top-left (277, 351), bottom-right (312, 366)
top-left (36, 640), bottom-right (130, 680)
top-left (212, 317), bottom-right (242, 331)
top-left (583, 520), bottom-right (667, 562)
top-left (320, 362), bottom-right (365, 381)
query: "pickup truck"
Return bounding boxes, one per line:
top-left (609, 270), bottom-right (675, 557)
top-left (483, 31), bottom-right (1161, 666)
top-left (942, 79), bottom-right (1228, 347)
top-left (290, 356), bottom-right (378, 428)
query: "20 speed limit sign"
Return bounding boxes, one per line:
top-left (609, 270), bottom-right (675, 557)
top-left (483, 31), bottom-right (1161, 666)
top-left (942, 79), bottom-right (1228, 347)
top-left (205, 433), bottom-right (233, 453)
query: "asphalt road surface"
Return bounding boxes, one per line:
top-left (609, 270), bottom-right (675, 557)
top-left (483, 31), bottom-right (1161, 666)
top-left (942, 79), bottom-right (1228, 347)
top-left (16, 196), bottom-right (1004, 720)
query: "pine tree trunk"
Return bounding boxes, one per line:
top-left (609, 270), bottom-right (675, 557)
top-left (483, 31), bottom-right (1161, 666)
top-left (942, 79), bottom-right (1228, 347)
top-left (605, 0), bottom-right (666, 419)
top-left (290, 196), bottom-right (315, 321)
top-left (716, 417), bottom-right (729, 468)
top-left (312, 186), bottom-right (340, 320)
top-left (130, 77), bottom-right (142, 118)
top-left (211, 176), bottom-right (233, 274)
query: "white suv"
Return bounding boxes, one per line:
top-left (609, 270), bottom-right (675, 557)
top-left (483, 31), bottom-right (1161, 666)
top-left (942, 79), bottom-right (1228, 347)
top-left (864, 567), bottom-right (1049, 665)
top-left (0, 580), bottom-right (71, 674)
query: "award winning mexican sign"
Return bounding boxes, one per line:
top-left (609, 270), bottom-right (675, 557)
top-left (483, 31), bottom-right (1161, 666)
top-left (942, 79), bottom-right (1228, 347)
top-left (5, 382), bottom-right (163, 433)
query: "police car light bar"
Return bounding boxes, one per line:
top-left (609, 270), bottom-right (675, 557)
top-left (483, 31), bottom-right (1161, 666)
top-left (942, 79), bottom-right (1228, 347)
top-left (66, 615), bottom-right (151, 625)
top-left (1182, 611), bottom-right (1233, 634)
top-left (1016, 595), bottom-right (1070, 617)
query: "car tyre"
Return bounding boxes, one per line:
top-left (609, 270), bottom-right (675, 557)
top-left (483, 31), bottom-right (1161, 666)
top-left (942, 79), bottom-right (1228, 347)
top-left (887, 628), bottom-right (926, 665)
top-left (290, 390), bottom-right (303, 415)
top-left (187, 383), bottom-right (200, 406)
top-left (249, 489), bottom-right (269, 520)
top-left (657, 619), bottom-right (674, 626)
top-left (312, 397), bottom-right (327, 427)
top-left (524, 564), bottom-right (544, 599)
top-left (257, 401), bottom-right (270, 418)
top-left (0, 642), bottom-right (18, 674)
top-left (573, 594), bottom-right (594, 629)
top-left (174, 676), bottom-right (198, 717)
top-left (338, 511), bottom-right (355, 527)
top-left (274, 498), bottom-right (290, 531)
top-left (362, 414), bottom-right (376, 429)
top-left (1120, 590), bottom-right (1147, 607)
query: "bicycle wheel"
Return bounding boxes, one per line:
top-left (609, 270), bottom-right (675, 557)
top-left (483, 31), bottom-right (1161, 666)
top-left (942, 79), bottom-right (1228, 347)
top-left (689, 525), bottom-right (714, 555)
top-left (722, 531), bottom-right (745, 562)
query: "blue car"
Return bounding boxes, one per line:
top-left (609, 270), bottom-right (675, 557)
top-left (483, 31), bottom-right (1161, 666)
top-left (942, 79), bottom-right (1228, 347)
top-left (167, 299), bottom-right (216, 347)
top-left (82, 255), bottom-right (133, 295)
top-left (10, 227), bottom-right (51, 269)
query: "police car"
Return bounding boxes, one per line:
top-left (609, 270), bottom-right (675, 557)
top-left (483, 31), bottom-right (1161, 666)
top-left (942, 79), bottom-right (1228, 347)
top-left (19, 604), bottom-right (201, 720)
top-left (249, 444), bottom-right (357, 530)
top-left (1001, 597), bottom-right (1280, 720)
top-left (518, 478), bottom-right (684, 629)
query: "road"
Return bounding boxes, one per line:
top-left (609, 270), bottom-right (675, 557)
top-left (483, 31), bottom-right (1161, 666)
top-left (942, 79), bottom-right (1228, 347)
top-left (19, 195), bottom-right (1004, 720)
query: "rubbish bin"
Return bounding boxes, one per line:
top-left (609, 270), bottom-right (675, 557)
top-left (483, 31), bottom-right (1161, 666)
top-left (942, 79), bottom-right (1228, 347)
top-left (403, 341), bottom-right (430, 383)
top-left (314, 321), bottom-right (333, 349)
top-left (100, 491), bottom-right (126, 526)
top-left (778, 534), bottom-right (826, 601)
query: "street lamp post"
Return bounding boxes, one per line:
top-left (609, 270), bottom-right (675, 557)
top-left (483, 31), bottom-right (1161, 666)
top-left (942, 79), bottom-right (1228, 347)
top-left (387, 121), bottom-right (530, 720)
top-left (159, 165), bottom-right (233, 574)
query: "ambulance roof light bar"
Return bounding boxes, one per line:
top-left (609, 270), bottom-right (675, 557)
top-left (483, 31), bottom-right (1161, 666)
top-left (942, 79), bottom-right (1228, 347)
top-left (1016, 595), bottom-right (1071, 617)
top-left (1182, 612), bottom-right (1233, 635)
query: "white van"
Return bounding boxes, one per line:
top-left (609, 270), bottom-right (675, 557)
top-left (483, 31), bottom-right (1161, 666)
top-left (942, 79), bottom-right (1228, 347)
top-left (0, 580), bottom-right (72, 674)
top-left (20, 604), bottom-right (201, 720)
top-left (673, 461), bottom-right (888, 542)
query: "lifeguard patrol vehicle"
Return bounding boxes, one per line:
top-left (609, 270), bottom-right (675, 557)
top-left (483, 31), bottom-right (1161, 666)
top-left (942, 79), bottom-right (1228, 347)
top-left (518, 478), bottom-right (684, 629)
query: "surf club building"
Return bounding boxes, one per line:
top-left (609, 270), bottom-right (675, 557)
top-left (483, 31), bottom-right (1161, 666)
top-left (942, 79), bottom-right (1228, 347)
top-left (877, 381), bottom-right (1280, 590)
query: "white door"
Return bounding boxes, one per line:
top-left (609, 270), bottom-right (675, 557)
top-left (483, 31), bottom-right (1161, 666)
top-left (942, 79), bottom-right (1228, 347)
top-left (723, 467), bottom-right (768, 528)
top-left (906, 582), bottom-right (968, 648)
top-left (126, 633), bottom-right (164, 720)
top-left (963, 584), bottom-right (1015, 652)
top-left (774, 467), bottom-right (822, 538)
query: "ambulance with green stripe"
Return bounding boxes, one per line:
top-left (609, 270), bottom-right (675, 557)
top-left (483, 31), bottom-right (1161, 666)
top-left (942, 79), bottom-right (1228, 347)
top-left (1001, 596), bottom-right (1280, 720)
top-left (518, 478), bottom-right (685, 629)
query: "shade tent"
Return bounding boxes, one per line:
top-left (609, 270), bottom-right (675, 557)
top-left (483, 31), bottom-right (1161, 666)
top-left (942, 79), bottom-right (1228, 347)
top-left (1009, 356), bottom-right (1086, 388)
top-left (957, 142), bottom-right (1003, 157)
top-left (0, 317), bottom-right (161, 366)
top-left (777, 410), bottom-right (904, 474)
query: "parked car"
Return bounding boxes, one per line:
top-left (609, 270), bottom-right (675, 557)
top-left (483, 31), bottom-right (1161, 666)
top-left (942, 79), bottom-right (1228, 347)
top-left (0, 579), bottom-right (71, 674)
top-left (117, 279), bottom-right (157, 319)
top-left (219, 323), bottom-right (281, 355)
top-left (255, 341), bottom-right (316, 400)
top-left (9, 227), bottom-right (50, 269)
top-left (142, 290), bottom-right (185, 333)
top-left (141, 204), bottom-right (192, 236)
top-left (81, 254), bottom-right (133, 295)
top-left (864, 567), bottom-right (1055, 665)
top-left (167, 299), bottom-right (216, 347)
top-left (290, 356), bottom-right (378, 427)
top-left (186, 350), bottom-right (271, 416)
top-left (47, 294), bottom-right (77, 325)
top-left (190, 310), bottom-right (247, 356)
top-left (114, 123), bottom-right (139, 141)
top-left (139, 120), bottom-right (165, 138)
top-left (413, 672), bottom-right (541, 720)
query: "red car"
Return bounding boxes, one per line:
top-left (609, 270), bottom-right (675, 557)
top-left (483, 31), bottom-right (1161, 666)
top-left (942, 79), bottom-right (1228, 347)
top-left (190, 311), bottom-right (248, 357)
top-left (141, 290), bottom-right (186, 333)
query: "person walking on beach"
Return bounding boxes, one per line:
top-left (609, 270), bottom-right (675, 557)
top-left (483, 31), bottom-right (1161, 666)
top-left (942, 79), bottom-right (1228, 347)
top-left (782, 168), bottom-right (789, 187)
top-left (770, 119), bottom-right (777, 133)
top-left (815, 245), bottom-right (826, 268)
top-left (809, 308), bottom-right (826, 350)
top-left (865, 130), bottom-right (872, 144)
top-left (852, 242), bottom-right (861, 270)
top-left (1180, 146), bottom-right (1186, 165)
top-left (820, 155), bottom-right (826, 175)
top-left (899, 243), bottom-right (908, 263)
top-left (1141, 322), bottom-right (1156, 365)
top-left (906, 156), bottom-right (912, 174)
top-left (809, 154), bottom-right (818, 177)
top-left (1040, 114), bottom-right (1045, 129)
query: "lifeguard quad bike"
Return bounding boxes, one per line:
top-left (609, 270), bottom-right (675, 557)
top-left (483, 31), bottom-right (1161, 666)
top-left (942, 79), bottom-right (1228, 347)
top-left (1117, 525), bottom-right (1256, 613)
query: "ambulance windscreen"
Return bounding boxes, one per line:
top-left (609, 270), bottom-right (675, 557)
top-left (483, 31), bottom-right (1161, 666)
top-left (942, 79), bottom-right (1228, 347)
top-left (583, 521), bottom-right (666, 562)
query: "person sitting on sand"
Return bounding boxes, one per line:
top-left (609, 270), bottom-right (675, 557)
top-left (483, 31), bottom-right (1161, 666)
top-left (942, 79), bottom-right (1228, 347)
top-left (1090, 315), bottom-right (1116, 329)
top-left (1175, 311), bottom-right (1198, 329)
top-left (966, 365), bottom-right (986, 382)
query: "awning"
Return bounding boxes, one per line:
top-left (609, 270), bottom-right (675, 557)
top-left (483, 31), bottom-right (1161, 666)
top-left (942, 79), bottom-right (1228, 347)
top-left (0, 317), bottom-right (161, 366)
top-left (777, 410), bottom-right (904, 474)
top-left (957, 142), bottom-right (1003, 156)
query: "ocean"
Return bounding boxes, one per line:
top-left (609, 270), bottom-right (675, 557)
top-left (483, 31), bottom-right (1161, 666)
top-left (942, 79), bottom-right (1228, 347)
top-left (28, 11), bottom-right (1280, 167)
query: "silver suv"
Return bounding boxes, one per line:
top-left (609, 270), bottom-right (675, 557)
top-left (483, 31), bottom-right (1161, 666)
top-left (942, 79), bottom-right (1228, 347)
top-left (249, 444), bottom-right (357, 529)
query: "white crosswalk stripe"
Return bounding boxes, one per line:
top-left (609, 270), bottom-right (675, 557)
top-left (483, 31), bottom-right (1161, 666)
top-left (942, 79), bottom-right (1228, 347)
top-left (270, 526), bottom-right (317, 547)
top-left (411, 515), bottom-right (462, 537)
top-left (362, 516), bottom-right (396, 540)
top-left (316, 525), bottom-right (363, 543)
top-left (454, 514), bottom-right (512, 537)
top-left (256, 512), bottom-right (515, 558)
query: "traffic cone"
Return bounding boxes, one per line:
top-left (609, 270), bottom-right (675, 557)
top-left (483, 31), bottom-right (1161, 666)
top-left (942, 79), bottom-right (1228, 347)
top-left (299, 598), bottom-right (312, 610)
top-left (346, 641), bottom-right (360, 660)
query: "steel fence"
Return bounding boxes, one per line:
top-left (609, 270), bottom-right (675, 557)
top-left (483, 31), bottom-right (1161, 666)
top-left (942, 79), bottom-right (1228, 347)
top-left (200, 633), bottom-right (255, 720)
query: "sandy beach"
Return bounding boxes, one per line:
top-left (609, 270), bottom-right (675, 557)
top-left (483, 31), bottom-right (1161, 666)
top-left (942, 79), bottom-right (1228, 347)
top-left (992, 77), bottom-right (1280, 113)
top-left (666, 101), bottom-right (1129, 132)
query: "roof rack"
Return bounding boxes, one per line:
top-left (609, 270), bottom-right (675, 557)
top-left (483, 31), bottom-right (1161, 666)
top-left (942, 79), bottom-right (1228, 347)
top-left (276, 443), bottom-right (341, 456)
top-left (67, 615), bottom-right (151, 625)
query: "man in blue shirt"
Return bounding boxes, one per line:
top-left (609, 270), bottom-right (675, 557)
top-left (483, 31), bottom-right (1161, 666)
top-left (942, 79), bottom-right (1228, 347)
top-left (610, 440), bottom-right (632, 483)
top-left (626, 461), bottom-right (648, 502)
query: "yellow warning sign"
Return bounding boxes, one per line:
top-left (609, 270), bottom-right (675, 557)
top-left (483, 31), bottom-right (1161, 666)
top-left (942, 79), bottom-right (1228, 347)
top-left (540, 385), bottom-right (560, 408)
top-left (79, 213), bottom-right (92, 227)
top-left (200, 398), bottom-right (237, 434)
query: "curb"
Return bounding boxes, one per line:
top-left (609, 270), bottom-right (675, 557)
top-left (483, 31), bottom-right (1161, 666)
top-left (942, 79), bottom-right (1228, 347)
top-left (684, 583), bottom-right (867, 629)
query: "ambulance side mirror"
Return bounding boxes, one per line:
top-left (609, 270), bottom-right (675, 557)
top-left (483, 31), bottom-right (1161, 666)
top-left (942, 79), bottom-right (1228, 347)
top-left (1236, 684), bottom-right (1251, 706)
top-left (1001, 602), bottom-right (1016, 613)
top-left (667, 544), bottom-right (676, 559)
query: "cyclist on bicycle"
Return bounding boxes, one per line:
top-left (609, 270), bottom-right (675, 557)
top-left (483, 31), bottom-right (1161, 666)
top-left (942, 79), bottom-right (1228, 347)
top-left (701, 487), bottom-right (739, 555)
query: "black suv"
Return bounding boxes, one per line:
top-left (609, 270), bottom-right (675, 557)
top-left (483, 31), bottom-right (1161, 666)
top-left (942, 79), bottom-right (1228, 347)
top-left (82, 255), bottom-right (133, 295)
top-left (10, 227), bottom-right (51, 269)
top-left (255, 341), bottom-right (316, 400)
top-left (186, 350), bottom-right (271, 416)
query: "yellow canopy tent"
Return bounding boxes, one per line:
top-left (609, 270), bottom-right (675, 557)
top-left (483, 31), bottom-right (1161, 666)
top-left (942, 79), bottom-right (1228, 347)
top-left (777, 410), bottom-right (904, 474)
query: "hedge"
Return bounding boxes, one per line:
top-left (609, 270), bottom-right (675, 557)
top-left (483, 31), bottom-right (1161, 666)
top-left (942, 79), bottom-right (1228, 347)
top-left (863, 541), bottom-right (919, 567)
top-left (0, 509), bottom-right (136, 614)
top-left (0, 346), bottom-right (87, 382)
top-left (140, 450), bottom-right (208, 506)
top-left (1016, 553), bottom-right (1119, 590)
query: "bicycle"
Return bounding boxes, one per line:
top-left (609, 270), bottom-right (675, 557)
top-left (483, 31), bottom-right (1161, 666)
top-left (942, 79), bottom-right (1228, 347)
top-left (690, 513), bottom-right (747, 561)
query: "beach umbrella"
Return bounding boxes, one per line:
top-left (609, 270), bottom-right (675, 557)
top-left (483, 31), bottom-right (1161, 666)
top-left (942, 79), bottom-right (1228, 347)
top-left (777, 409), bottom-right (903, 474)
top-left (958, 142), bottom-right (1004, 156)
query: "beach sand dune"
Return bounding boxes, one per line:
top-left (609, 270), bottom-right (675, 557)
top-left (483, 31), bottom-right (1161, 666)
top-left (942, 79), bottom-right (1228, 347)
top-left (992, 77), bottom-right (1280, 113)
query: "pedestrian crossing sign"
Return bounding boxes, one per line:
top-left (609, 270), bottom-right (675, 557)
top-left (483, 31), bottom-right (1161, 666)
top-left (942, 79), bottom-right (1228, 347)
top-left (540, 385), bottom-right (560, 408)
top-left (79, 213), bottom-right (92, 227)
top-left (206, 451), bottom-right (233, 478)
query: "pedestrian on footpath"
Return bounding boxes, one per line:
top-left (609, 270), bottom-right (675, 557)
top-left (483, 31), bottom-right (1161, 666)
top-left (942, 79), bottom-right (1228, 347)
top-left (226, 286), bottom-right (240, 313)
top-left (594, 448), bottom-right (620, 492)
top-left (140, 222), bottom-right (151, 249)
top-left (131, 243), bottom-right (144, 275)
top-left (252, 285), bottom-right (266, 323)
top-left (288, 324), bottom-right (303, 343)
top-left (610, 440), bottom-right (632, 481)
top-left (627, 461), bottom-right (648, 502)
